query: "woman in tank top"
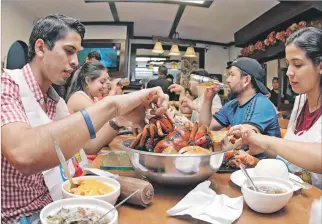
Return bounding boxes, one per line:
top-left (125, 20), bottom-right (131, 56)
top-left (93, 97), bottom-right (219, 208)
top-left (66, 62), bottom-right (132, 155)
top-left (228, 27), bottom-right (322, 189)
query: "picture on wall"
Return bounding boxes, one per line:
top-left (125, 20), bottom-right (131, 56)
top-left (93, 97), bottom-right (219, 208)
top-left (78, 43), bottom-right (121, 72)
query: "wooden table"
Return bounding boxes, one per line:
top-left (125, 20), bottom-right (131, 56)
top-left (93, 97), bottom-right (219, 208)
top-left (91, 136), bottom-right (322, 224)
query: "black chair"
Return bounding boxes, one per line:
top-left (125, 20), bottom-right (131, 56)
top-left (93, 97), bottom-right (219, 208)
top-left (6, 40), bottom-right (28, 70)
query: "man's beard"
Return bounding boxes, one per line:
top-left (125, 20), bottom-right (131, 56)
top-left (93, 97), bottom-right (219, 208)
top-left (229, 84), bottom-right (244, 96)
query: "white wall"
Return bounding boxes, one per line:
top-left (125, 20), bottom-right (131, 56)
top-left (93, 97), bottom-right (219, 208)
top-left (84, 25), bottom-right (127, 40)
top-left (265, 59), bottom-right (278, 89)
top-left (1, 1), bottom-right (36, 57)
top-left (229, 46), bottom-right (242, 61)
top-left (204, 45), bottom-right (229, 75)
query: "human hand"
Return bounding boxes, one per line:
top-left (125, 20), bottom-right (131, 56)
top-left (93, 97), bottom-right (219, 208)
top-left (168, 84), bottom-right (185, 94)
top-left (204, 82), bottom-right (220, 102)
top-left (108, 78), bottom-right (123, 96)
top-left (112, 87), bottom-right (168, 127)
top-left (179, 97), bottom-right (197, 111)
top-left (228, 125), bottom-right (267, 155)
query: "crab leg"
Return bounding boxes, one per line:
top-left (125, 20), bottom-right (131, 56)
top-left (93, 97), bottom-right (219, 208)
top-left (130, 132), bottom-right (142, 148)
top-left (139, 125), bottom-right (150, 148)
top-left (149, 123), bottom-right (157, 145)
top-left (156, 120), bottom-right (165, 137)
top-left (194, 125), bottom-right (207, 142)
top-left (189, 122), bottom-right (199, 141)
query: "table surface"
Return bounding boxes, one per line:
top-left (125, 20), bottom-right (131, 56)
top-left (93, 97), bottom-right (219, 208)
top-left (91, 135), bottom-right (322, 224)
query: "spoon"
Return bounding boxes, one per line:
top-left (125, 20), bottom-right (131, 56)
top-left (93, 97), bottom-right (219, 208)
top-left (94, 189), bottom-right (140, 224)
top-left (289, 177), bottom-right (312, 190)
top-left (53, 141), bottom-right (79, 191)
top-left (239, 164), bottom-right (259, 192)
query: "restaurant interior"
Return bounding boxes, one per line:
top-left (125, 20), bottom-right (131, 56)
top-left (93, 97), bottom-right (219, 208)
top-left (1, 0), bottom-right (322, 224)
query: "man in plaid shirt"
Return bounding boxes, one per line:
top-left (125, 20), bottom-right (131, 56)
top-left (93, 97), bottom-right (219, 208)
top-left (1, 14), bottom-right (167, 223)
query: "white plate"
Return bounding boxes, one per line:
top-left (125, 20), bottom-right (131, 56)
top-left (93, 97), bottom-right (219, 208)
top-left (230, 168), bottom-right (303, 191)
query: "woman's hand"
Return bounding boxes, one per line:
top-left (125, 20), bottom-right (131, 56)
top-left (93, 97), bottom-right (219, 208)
top-left (228, 125), bottom-right (268, 156)
top-left (108, 79), bottom-right (123, 96)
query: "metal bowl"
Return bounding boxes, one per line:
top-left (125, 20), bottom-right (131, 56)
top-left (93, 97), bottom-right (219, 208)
top-left (120, 139), bottom-right (224, 186)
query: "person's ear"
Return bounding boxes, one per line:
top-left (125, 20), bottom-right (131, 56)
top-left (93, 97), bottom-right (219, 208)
top-left (34, 39), bottom-right (46, 58)
top-left (85, 76), bottom-right (91, 85)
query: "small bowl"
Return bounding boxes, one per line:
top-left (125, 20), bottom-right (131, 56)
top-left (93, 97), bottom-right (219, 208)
top-left (40, 198), bottom-right (118, 224)
top-left (241, 176), bottom-right (293, 214)
top-left (62, 176), bottom-right (120, 205)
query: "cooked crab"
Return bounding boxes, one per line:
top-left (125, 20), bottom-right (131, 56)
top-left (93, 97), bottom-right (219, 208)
top-left (130, 107), bottom-right (174, 151)
top-left (131, 121), bottom-right (222, 153)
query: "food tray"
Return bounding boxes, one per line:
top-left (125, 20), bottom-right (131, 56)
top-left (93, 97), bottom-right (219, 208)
top-left (100, 150), bottom-right (134, 171)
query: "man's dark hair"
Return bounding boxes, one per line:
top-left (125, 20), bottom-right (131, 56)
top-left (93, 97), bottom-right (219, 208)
top-left (87, 51), bottom-right (101, 61)
top-left (158, 65), bottom-right (168, 77)
top-left (190, 69), bottom-right (209, 77)
top-left (166, 74), bottom-right (174, 81)
top-left (28, 14), bottom-right (85, 61)
top-left (272, 77), bottom-right (278, 82)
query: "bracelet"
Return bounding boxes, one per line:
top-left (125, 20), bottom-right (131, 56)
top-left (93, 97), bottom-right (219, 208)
top-left (109, 119), bottom-right (123, 131)
top-left (80, 109), bottom-right (96, 139)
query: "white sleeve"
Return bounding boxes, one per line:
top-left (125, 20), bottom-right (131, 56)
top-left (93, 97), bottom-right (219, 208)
top-left (211, 94), bottom-right (222, 109)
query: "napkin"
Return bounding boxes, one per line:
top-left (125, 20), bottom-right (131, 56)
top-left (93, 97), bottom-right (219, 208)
top-left (167, 181), bottom-right (243, 224)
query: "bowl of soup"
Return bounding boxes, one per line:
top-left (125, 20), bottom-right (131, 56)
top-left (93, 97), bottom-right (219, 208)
top-left (40, 198), bottom-right (118, 224)
top-left (241, 176), bottom-right (293, 213)
top-left (62, 176), bottom-right (120, 205)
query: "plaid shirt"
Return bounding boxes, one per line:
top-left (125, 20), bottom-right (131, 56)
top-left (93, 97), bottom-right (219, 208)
top-left (1, 64), bottom-right (58, 223)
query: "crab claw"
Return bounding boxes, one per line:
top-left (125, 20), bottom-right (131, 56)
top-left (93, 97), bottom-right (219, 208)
top-left (194, 125), bottom-right (207, 142)
top-left (156, 120), bottom-right (165, 137)
top-left (139, 125), bottom-right (150, 148)
top-left (149, 123), bottom-right (157, 145)
top-left (189, 122), bottom-right (199, 142)
top-left (130, 132), bottom-right (142, 149)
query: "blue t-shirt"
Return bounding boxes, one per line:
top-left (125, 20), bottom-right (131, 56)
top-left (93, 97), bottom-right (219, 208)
top-left (214, 93), bottom-right (281, 158)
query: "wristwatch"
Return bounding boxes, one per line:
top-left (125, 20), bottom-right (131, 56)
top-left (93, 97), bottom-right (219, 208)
top-left (109, 119), bottom-right (123, 131)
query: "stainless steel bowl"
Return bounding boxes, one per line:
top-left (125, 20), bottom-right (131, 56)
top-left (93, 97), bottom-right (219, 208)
top-left (120, 139), bottom-right (224, 186)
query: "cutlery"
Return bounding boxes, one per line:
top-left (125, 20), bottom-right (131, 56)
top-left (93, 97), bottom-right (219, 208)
top-left (53, 141), bottom-right (79, 191)
top-left (94, 189), bottom-right (140, 224)
top-left (239, 164), bottom-right (259, 192)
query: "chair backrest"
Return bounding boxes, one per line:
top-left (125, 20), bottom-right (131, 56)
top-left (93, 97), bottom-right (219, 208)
top-left (6, 40), bottom-right (28, 70)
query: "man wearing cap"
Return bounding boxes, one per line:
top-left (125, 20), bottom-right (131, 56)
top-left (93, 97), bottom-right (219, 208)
top-left (199, 57), bottom-right (281, 158)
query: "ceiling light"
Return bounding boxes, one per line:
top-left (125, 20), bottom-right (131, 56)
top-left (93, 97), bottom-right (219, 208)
top-left (183, 0), bottom-right (205, 4)
top-left (184, 46), bottom-right (197, 57)
top-left (171, 62), bottom-right (178, 70)
top-left (152, 41), bottom-right (164, 54)
top-left (169, 44), bottom-right (180, 56)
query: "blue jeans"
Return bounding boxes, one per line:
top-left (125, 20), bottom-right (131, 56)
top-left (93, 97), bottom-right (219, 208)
top-left (16, 213), bottom-right (40, 224)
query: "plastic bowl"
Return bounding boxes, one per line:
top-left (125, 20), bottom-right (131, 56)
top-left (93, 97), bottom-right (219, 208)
top-left (241, 176), bottom-right (294, 213)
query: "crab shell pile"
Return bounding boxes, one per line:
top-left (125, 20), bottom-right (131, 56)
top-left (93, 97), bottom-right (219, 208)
top-left (130, 112), bottom-right (222, 155)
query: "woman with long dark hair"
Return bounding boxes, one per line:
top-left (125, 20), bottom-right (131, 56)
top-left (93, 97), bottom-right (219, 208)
top-left (229, 27), bottom-right (322, 189)
top-left (67, 62), bottom-right (132, 154)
